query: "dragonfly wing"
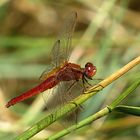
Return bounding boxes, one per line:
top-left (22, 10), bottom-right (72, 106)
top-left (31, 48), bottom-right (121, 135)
top-left (39, 66), bottom-right (52, 81)
top-left (39, 40), bottom-right (61, 81)
top-left (44, 79), bottom-right (84, 123)
top-left (51, 40), bottom-right (61, 68)
top-left (42, 81), bottom-right (73, 113)
top-left (56, 11), bottom-right (77, 65)
top-left (40, 12), bottom-right (77, 81)
top-left (58, 79), bottom-right (84, 123)
top-left (59, 80), bottom-right (84, 102)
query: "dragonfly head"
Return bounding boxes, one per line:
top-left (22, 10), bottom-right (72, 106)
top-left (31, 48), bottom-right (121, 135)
top-left (84, 62), bottom-right (96, 79)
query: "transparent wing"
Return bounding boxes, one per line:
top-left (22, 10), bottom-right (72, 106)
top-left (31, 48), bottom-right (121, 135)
top-left (39, 66), bottom-right (52, 82)
top-left (43, 79), bottom-right (84, 123)
top-left (39, 40), bottom-right (60, 81)
top-left (57, 79), bottom-right (84, 124)
top-left (51, 40), bottom-right (61, 68)
top-left (56, 11), bottom-right (77, 64)
top-left (40, 12), bottom-right (77, 81)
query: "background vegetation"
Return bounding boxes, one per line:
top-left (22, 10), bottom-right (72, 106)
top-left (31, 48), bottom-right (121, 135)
top-left (0, 0), bottom-right (140, 139)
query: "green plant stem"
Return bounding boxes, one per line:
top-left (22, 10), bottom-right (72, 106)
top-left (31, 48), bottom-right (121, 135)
top-left (46, 78), bottom-right (140, 140)
top-left (14, 56), bottom-right (140, 140)
top-left (47, 107), bottom-right (109, 140)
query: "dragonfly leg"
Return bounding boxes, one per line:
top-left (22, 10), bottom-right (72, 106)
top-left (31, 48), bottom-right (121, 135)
top-left (82, 77), bottom-right (93, 92)
top-left (82, 76), bottom-right (104, 93)
top-left (83, 77), bottom-right (92, 87)
top-left (87, 84), bottom-right (104, 93)
top-left (93, 78), bottom-right (103, 81)
top-left (93, 84), bottom-right (104, 89)
top-left (81, 78), bottom-right (86, 90)
top-left (84, 77), bottom-right (104, 87)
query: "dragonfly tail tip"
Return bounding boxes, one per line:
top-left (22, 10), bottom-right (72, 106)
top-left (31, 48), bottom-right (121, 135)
top-left (5, 102), bottom-right (11, 108)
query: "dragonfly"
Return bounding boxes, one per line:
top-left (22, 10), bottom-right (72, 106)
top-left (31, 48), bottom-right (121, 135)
top-left (6, 12), bottom-right (97, 109)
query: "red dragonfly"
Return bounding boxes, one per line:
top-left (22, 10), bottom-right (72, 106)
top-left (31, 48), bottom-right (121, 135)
top-left (6, 12), bottom-right (97, 108)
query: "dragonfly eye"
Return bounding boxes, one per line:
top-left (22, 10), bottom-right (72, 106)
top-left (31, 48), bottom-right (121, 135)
top-left (84, 62), bottom-right (96, 79)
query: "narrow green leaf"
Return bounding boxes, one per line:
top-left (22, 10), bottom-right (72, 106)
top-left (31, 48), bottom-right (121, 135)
top-left (109, 78), bottom-right (140, 109)
top-left (113, 105), bottom-right (140, 116)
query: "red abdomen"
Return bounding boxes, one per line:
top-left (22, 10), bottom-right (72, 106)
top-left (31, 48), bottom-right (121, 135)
top-left (6, 76), bottom-right (58, 108)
